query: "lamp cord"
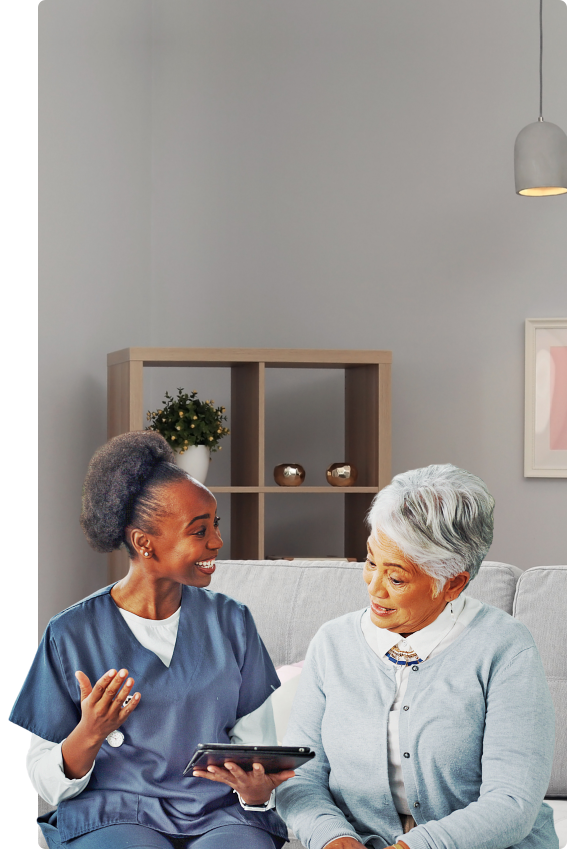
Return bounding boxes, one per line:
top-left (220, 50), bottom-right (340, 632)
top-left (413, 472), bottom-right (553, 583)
top-left (539, 0), bottom-right (543, 120)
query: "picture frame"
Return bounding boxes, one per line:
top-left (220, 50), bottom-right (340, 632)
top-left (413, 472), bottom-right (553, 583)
top-left (524, 318), bottom-right (567, 478)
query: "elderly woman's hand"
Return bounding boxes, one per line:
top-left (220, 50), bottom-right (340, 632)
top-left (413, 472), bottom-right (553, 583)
top-left (324, 837), bottom-right (409, 848)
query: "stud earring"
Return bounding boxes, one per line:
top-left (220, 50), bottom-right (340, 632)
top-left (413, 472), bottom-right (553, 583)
top-left (144, 551), bottom-right (150, 558)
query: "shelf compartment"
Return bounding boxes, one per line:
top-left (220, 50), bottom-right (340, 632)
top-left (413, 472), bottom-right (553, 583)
top-left (345, 493), bottom-right (375, 560)
top-left (231, 363), bottom-right (265, 487)
top-left (231, 492), bottom-right (265, 560)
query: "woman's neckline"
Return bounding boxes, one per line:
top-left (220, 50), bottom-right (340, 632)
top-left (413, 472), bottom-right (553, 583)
top-left (118, 604), bottom-right (181, 625)
top-left (110, 580), bottom-right (184, 621)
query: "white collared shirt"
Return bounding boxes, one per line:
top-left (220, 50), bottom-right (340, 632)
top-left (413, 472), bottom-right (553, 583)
top-left (360, 593), bottom-right (483, 815)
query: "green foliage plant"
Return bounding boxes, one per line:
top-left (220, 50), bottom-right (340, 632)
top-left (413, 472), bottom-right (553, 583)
top-left (146, 389), bottom-right (230, 454)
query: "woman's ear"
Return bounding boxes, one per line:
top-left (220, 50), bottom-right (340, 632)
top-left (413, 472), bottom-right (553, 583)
top-left (444, 571), bottom-right (470, 601)
top-left (127, 528), bottom-right (153, 560)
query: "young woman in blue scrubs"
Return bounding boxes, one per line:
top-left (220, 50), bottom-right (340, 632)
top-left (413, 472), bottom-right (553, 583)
top-left (11, 432), bottom-right (292, 849)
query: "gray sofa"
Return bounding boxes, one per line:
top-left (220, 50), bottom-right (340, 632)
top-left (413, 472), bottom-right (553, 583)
top-left (38, 560), bottom-right (567, 848)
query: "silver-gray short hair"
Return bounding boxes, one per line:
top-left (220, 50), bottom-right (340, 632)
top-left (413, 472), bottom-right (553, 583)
top-left (367, 464), bottom-right (494, 594)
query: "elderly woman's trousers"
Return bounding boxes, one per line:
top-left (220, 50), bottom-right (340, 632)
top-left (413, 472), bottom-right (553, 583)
top-left (40, 822), bottom-right (285, 849)
top-left (399, 815), bottom-right (416, 833)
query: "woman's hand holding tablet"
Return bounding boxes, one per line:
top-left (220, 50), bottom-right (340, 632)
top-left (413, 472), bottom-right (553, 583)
top-left (186, 744), bottom-right (314, 806)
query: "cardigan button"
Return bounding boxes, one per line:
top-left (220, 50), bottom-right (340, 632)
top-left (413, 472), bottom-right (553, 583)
top-left (403, 752), bottom-right (410, 758)
top-left (414, 802), bottom-right (420, 808)
top-left (403, 705), bottom-right (409, 711)
top-left (412, 665), bottom-right (419, 672)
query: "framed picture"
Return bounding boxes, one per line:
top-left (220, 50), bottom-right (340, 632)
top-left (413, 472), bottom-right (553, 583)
top-left (524, 318), bottom-right (567, 478)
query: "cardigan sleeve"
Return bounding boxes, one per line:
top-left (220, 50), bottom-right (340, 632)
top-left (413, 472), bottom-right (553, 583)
top-left (275, 639), bottom-right (362, 849)
top-left (400, 645), bottom-right (556, 849)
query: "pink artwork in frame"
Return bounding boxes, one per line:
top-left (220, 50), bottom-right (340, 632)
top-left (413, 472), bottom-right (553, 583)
top-left (525, 319), bottom-right (567, 477)
top-left (550, 346), bottom-right (567, 450)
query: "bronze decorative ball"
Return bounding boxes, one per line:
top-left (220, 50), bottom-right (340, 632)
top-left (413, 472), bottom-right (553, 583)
top-left (326, 463), bottom-right (358, 487)
top-left (274, 464), bottom-right (306, 486)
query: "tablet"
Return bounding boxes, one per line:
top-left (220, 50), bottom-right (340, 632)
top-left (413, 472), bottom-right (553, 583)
top-left (183, 743), bottom-right (315, 776)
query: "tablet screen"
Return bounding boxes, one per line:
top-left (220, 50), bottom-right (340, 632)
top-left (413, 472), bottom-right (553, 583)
top-left (183, 744), bottom-right (315, 776)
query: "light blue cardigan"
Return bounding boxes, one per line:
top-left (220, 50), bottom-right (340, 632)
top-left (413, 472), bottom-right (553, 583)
top-left (275, 603), bottom-right (557, 849)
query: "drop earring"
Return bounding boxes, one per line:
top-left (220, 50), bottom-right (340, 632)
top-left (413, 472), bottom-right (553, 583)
top-left (450, 601), bottom-right (456, 623)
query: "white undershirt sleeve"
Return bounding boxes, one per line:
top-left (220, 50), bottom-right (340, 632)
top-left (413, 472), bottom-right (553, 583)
top-left (27, 735), bottom-right (94, 806)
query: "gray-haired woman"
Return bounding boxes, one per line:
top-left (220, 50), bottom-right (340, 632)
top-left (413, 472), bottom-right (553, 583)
top-left (276, 464), bottom-right (558, 849)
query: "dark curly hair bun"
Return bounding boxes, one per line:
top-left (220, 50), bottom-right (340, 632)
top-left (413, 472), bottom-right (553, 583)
top-left (80, 431), bottom-right (179, 553)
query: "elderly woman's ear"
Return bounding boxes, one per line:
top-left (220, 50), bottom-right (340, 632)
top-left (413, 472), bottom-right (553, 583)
top-left (439, 571), bottom-right (470, 601)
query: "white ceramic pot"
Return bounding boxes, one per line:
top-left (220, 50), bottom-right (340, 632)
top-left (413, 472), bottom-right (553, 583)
top-left (175, 444), bottom-right (211, 484)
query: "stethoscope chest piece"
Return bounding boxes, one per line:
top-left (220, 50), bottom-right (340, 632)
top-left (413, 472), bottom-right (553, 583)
top-left (106, 730), bottom-right (124, 748)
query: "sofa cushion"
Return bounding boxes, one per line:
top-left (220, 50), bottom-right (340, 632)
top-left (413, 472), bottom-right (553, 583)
top-left (212, 560), bottom-right (369, 667)
top-left (273, 665), bottom-right (303, 744)
top-left (463, 561), bottom-right (523, 614)
top-left (513, 566), bottom-right (567, 798)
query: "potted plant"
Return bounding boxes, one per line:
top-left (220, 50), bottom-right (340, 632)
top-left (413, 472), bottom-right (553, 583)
top-left (146, 389), bottom-right (229, 484)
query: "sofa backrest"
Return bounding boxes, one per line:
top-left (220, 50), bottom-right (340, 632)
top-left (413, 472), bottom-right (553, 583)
top-left (513, 565), bottom-right (567, 797)
top-left (464, 561), bottom-right (523, 613)
top-left (213, 560), bottom-right (368, 666)
top-left (212, 559), bottom-right (523, 666)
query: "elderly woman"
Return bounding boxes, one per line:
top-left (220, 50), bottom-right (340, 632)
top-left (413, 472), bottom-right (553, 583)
top-left (276, 464), bottom-right (558, 849)
top-left (10, 432), bottom-right (291, 849)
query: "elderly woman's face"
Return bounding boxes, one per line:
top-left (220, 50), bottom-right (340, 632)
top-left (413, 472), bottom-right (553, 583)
top-left (364, 532), bottom-right (461, 636)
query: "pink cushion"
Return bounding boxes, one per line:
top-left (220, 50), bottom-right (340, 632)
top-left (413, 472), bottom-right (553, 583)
top-left (276, 661), bottom-right (304, 683)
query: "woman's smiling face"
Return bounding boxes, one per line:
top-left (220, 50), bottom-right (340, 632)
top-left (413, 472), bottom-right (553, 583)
top-left (364, 532), bottom-right (467, 636)
top-left (131, 479), bottom-right (223, 588)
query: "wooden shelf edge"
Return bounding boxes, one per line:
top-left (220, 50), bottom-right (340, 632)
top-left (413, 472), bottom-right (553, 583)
top-left (208, 487), bottom-right (261, 493)
top-left (108, 347), bottom-right (392, 367)
top-left (262, 486), bottom-right (379, 493)
top-left (208, 486), bottom-right (380, 494)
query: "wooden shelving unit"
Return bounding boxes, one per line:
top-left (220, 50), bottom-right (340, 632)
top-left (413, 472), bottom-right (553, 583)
top-left (107, 348), bottom-right (391, 580)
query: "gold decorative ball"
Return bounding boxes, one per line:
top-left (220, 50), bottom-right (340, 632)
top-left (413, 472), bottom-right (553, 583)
top-left (326, 463), bottom-right (358, 487)
top-left (274, 464), bottom-right (306, 487)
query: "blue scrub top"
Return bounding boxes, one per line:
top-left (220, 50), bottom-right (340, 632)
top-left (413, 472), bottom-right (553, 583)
top-left (10, 584), bottom-right (288, 843)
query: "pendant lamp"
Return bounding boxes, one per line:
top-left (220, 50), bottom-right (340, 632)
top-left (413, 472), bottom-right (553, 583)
top-left (514, 0), bottom-right (567, 196)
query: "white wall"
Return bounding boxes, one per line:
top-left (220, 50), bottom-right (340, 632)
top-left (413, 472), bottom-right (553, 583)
top-left (39, 0), bottom-right (567, 634)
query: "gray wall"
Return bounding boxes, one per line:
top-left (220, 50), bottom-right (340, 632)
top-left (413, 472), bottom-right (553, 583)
top-left (39, 0), bottom-right (153, 632)
top-left (39, 0), bottom-right (567, 635)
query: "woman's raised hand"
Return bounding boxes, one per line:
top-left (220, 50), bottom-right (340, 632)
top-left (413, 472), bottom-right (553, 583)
top-left (61, 669), bottom-right (141, 779)
top-left (75, 669), bottom-right (141, 741)
top-left (192, 761), bottom-right (295, 807)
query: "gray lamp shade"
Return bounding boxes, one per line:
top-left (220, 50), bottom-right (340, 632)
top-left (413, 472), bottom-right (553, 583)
top-left (514, 120), bottom-right (567, 196)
